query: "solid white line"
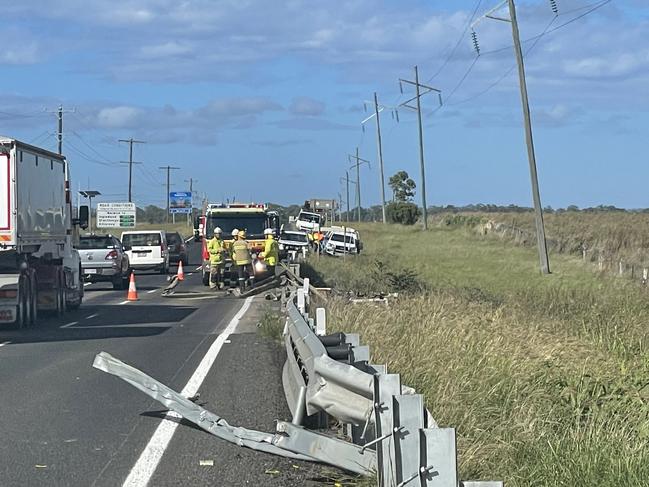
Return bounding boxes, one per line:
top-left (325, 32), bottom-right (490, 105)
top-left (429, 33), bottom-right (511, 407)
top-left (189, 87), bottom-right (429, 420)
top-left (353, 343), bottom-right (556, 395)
top-left (0, 341), bottom-right (10, 347)
top-left (60, 321), bottom-right (78, 329)
top-left (146, 289), bottom-right (157, 294)
top-left (85, 313), bottom-right (99, 320)
top-left (118, 300), bottom-right (131, 305)
top-left (122, 296), bottom-right (254, 487)
top-left (194, 266), bottom-right (202, 272)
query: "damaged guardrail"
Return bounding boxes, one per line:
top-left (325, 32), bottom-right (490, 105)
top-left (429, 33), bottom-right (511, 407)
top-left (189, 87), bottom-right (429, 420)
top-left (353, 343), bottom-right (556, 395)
top-left (282, 276), bottom-right (504, 487)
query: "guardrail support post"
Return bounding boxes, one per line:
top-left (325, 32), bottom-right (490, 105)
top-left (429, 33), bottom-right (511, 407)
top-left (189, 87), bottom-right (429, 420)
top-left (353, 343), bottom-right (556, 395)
top-left (374, 373), bottom-right (401, 486)
top-left (393, 394), bottom-right (425, 485)
top-left (292, 386), bottom-right (307, 426)
top-left (297, 289), bottom-right (306, 314)
top-left (316, 308), bottom-right (327, 336)
top-left (420, 428), bottom-right (458, 487)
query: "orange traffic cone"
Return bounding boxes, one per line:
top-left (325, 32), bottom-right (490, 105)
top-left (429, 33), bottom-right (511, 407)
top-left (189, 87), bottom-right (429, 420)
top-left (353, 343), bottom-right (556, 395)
top-left (127, 272), bottom-right (139, 301)
top-left (177, 260), bottom-right (185, 281)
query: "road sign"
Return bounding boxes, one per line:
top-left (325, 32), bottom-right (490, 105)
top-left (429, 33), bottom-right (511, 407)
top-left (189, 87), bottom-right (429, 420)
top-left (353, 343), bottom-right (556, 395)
top-left (170, 191), bottom-right (192, 214)
top-left (96, 202), bottom-right (137, 228)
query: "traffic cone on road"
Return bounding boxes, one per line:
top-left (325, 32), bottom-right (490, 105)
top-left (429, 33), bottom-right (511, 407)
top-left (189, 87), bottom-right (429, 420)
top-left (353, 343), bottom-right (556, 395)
top-left (127, 272), bottom-right (139, 301)
top-left (177, 260), bottom-right (185, 281)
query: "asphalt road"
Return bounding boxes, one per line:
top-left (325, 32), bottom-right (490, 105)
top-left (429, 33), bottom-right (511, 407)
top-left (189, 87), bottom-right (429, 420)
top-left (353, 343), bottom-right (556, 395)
top-left (0, 240), bottom-right (324, 486)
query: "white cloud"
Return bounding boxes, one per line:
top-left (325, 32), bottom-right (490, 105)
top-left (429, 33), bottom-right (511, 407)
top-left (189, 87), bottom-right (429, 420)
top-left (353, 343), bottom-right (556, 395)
top-left (96, 106), bottom-right (141, 128)
top-left (289, 97), bottom-right (325, 117)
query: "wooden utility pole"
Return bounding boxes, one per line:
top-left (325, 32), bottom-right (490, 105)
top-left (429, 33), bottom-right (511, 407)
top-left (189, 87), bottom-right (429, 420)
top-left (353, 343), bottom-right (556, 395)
top-left (507, 0), bottom-right (550, 274)
top-left (348, 148), bottom-right (370, 223)
top-left (119, 138), bottom-right (145, 203)
top-left (399, 68), bottom-right (442, 231)
top-left (159, 165), bottom-right (180, 223)
top-left (373, 92), bottom-right (387, 224)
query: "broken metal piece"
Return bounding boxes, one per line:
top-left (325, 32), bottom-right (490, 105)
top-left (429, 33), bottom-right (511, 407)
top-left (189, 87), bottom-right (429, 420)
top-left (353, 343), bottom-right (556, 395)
top-left (274, 421), bottom-right (376, 476)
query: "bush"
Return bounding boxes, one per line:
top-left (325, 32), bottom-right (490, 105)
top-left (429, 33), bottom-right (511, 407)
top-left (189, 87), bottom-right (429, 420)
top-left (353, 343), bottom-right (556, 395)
top-left (387, 201), bottom-right (421, 225)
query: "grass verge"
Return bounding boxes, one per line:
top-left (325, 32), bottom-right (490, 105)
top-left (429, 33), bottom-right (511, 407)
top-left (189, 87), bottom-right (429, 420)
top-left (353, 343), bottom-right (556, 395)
top-left (306, 223), bottom-right (649, 486)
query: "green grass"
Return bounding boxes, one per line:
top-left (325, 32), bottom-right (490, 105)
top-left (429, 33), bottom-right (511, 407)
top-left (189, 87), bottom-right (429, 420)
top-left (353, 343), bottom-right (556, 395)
top-left (305, 223), bottom-right (649, 486)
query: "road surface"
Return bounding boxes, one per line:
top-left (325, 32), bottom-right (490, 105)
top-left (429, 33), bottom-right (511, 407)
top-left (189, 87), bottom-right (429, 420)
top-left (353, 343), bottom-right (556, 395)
top-left (0, 240), bottom-right (323, 486)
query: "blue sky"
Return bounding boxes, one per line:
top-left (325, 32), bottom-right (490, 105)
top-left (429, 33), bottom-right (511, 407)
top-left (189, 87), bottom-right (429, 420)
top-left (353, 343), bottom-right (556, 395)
top-left (0, 0), bottom-right (647, 209)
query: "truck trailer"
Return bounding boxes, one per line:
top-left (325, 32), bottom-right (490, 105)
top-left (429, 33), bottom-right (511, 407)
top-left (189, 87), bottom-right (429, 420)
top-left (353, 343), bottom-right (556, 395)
top-left (0, 137), bottom-right (85, 328)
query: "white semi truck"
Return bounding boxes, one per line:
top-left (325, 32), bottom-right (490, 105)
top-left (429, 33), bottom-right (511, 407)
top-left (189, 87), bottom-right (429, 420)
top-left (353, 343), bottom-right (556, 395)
top-left (0, 137), bottom-right (86, 328)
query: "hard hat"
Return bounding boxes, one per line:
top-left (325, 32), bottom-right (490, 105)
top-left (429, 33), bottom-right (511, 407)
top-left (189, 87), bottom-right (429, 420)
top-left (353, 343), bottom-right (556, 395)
top-left (264, 228), bottom-right (274, 236)
top-left (231, 228), bottom-right (239, 237)
top-left (238, 230), bottom-right (246, 239)
top-left (214, 227), bottom-right (222, 234)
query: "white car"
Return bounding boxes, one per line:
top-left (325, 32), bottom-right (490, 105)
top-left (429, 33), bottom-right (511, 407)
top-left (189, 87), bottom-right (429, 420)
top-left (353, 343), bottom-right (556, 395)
top-left (121, 230), bottom-right (170, 274)
top-left (324, 227), bottom-right (362, 256)
top-left (295, 210), bottom-right (323, 232)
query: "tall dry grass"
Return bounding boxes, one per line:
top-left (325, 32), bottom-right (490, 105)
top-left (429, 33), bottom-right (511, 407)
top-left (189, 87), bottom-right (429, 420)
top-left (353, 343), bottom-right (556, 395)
top-left (305, 223), bottom-right (649, 486)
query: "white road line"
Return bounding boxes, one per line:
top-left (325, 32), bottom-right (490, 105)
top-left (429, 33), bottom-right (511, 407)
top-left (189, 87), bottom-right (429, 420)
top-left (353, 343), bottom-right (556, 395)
top-left (147, 289), bottom-right (157, 294)
top-left (118, 300), bottom-right (131, 305)
top-left (84, 282), bottom-right (92, 287)
top-left (60, 321), bottom-right (78, 329)
top-left (85, 313), bottom-right (99, 320)
top-left (122, 296), bottom-right (254, 487)
top-left (0, 341), bottom-right (10, 347)
top-left (194, 266), bottom-right (202, 271)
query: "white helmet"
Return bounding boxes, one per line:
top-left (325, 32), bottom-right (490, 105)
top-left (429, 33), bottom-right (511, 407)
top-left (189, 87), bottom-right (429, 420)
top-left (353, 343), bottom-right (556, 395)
top-left (264, 228), bottom-right (275, 236)
top-left (231, 228), bottom-right (239, 237)
top-left (213, 227), bottom-right (222, 235)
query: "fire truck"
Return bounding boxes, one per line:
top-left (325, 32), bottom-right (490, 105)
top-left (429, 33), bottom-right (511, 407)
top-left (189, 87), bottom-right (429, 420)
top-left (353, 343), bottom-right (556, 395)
top-left (198, 203), bottom-right (279, 286)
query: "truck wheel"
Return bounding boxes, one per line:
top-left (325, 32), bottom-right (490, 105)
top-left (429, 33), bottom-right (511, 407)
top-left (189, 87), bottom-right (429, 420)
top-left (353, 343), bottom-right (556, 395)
top-left (202, 271), bottom-right (210, 287)
top-left (28, 273), bottom-right (38, 327)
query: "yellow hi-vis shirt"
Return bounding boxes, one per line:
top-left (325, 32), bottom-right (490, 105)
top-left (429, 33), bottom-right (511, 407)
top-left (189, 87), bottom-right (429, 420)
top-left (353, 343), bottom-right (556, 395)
top-left (207, 237), bottom-right (224, 265)
top-left (262, 237), bottom-right (279, 266)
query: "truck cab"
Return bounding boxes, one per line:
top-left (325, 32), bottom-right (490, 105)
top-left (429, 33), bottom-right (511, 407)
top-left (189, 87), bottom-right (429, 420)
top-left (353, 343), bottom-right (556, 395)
top-left (295, 210), bottom-right (323, 232)
top-left (200, 203), bottom-right (279, 286)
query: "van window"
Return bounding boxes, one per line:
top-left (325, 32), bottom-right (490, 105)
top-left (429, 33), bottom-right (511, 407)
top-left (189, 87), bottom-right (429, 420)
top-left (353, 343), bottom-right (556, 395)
top-left (122, 233), bottom-right (161, 247)
top-left (330, 233), bottom-right (355, 243)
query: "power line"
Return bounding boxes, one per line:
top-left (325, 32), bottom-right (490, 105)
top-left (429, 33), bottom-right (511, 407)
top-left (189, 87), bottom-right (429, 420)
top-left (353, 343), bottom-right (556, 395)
top-left (427, 0), bottom-right (484, 82)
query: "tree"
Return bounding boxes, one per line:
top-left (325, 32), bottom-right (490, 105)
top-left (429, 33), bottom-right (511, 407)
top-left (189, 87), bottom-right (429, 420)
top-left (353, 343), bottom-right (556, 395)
top-left (386, 201), bottom-right (420, 225)
top-left (389, 171), bottom-right (416, 202)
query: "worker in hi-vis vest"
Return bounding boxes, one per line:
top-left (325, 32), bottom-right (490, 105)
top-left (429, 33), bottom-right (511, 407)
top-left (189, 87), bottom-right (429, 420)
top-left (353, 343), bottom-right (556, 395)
top-left (261, 228), bottom-right (279, 276)
top-left (231, 230), bottom-right (252, 291)
top-left (207, 227), bottom-right (225, 289)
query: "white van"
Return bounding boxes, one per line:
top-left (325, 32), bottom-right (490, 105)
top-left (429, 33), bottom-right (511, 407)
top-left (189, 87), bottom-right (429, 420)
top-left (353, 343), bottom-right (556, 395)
top-left (121, 230), bottom-right (169, 274)
top-left (295, 210), bottom-right (323, 232)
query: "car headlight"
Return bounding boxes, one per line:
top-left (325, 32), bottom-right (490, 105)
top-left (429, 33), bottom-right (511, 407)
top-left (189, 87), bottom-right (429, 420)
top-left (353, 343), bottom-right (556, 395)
top-left (279, 244), bottom-right (284, 250)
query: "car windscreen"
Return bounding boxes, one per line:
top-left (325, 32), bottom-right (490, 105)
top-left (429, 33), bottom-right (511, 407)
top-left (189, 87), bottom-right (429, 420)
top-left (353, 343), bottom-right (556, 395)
top-left (330, 233), bottom-right (355, 243)
top-left (207, 214), bottom-right (267, 237)
top-left (281, 232), bottom-right (308, 243)
top-left (122, 233), bottom-right (161, 247)
top-left (299, 213), bottom-right (321, 223)
top-left (77, 236), bottom-right (114, 249)
top-left (166, 233), bottom-right (182, 245)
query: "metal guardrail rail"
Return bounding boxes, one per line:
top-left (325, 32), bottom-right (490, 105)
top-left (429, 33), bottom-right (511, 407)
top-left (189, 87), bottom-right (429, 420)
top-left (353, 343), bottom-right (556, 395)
top-left (282, 274), bottom-right (504, 487)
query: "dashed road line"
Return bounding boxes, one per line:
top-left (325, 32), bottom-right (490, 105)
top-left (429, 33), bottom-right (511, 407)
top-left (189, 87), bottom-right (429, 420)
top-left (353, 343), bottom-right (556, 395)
top-left (118, 300), bottom-right (131, 305)
top-left (60, 321), bottom-right (79, 329)
top-left (84, 282), bottom-right (92, 287)
top-left (85, 313), bottom-right (99, 320)
top-left (122, 296), bottom-right (254, 487)
top-left (147, 289), bottom-right (157, 294)
top-left (0, 341), bottom-right (10, 348)
top-left (194, 266), bottom-right (202, 272)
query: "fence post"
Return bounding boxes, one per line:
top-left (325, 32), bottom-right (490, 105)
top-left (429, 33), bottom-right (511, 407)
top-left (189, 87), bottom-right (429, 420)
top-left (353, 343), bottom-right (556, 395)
top-left (315, 308), bottom-right (327, 336)
top-left (619, 260), bottom-right (624, 275)
top-left (374, 374), bottom-right (401, 486)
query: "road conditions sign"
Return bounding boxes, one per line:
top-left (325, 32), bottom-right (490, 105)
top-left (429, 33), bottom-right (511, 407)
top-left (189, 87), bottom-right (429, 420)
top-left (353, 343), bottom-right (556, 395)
top-left (96, 202), bottom-right (137, 228)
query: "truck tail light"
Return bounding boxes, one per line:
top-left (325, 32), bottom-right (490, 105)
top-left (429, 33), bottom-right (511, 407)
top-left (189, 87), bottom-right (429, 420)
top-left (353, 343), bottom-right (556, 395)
top-left (105, 250), bottom-right (118, 260)
top-left (0, 289), bottom-right (18, 298)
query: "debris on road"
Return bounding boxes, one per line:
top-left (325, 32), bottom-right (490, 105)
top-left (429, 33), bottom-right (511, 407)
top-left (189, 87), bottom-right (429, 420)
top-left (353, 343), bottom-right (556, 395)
top-left (199, 460), bottom-right (214, 467)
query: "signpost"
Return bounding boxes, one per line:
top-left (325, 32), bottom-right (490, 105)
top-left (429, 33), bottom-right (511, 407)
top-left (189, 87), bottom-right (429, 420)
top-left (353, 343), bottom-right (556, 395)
top-left (96, 202), bottom-right (137, 229)
top-left (169, 191), bottom-right (192, 214)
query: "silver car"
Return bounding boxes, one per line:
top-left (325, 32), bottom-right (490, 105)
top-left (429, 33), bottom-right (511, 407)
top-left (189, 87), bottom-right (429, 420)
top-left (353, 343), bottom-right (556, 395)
top-left (77, 235), bottom-right (131, 290)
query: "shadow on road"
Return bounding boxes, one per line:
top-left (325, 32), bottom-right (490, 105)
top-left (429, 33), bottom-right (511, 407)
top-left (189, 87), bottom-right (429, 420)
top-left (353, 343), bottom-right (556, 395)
top-left (0, 304), bottom-right (198, 345)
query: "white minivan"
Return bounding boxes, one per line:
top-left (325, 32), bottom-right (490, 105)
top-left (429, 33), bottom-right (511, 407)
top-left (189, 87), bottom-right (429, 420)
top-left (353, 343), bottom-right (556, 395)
top-left (121, 230), bottom-right (169, 274)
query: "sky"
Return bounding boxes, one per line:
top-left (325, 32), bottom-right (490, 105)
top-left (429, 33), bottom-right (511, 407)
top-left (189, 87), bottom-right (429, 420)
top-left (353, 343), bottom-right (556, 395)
top-left (0, 0), bottom-right (647, 210)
